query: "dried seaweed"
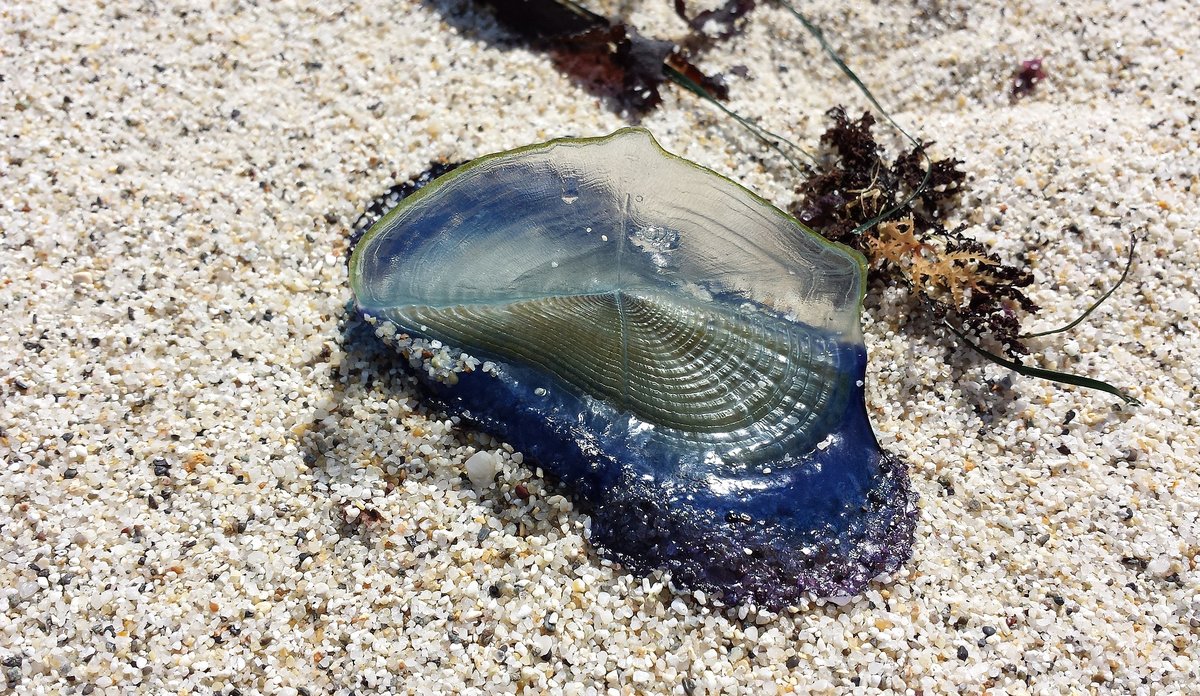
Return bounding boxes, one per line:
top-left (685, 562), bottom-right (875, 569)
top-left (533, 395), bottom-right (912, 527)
top-left (786, 107), bottom-right (1137, 403)
top-left (794, 108), bottom-right (1037, 358)
top-left (670, 0), bottom-right (760, 97)
top-left (474, 0), bottom-right (727, 110)
top-left (756, 3), bottom-right (1134, 403)
top-left (674, 0), bottom-right (758, 46)
top-left (478, 0), bottom-right (606, 38)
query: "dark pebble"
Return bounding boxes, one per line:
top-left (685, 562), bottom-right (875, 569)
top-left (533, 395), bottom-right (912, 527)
top-left (957, 646), bottom-right (969, 660)
top-left (982, 625), bottom-right (996, 637)
top-left (682, 677), bottom-right (696, 696)
top-left (64, 468), bottom-right (78, 479)
top-left (785, 655), bottom-right (800, 670)
top-left (152, 459), bottom-right (170, 477)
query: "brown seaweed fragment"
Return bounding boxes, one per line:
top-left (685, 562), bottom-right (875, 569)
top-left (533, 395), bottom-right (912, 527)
top-left (674, 0), bottom-right (758, 45)
top-left (474, 0), bottom-right (727, 110)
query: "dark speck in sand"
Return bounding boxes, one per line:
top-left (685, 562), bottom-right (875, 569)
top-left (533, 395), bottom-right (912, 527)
top-left (1012, 58), bottom-right (1046, 98)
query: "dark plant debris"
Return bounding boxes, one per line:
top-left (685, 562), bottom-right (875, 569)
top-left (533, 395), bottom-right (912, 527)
top-left (474, 0), bottom-right (730, 110)
top-left (1012, 57), bottom-right (1046, 99)
top-left (674, 0), bottom-right (758, 48)
top-left (792, 108), bottom-right (1135, 403)
top-left (794, 107), bottom-right (1038, 358)
top-left (479, 0), bottom-right (606, 38)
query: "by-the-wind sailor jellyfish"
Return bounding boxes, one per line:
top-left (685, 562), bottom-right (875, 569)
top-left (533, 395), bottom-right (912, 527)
top-left (349, 128), bottom-right (917, 609)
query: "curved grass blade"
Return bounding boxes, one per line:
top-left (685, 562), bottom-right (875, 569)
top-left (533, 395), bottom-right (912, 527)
top-left (775, 1), bottom-right (912, 141)
top-left (942, 320), bottom-right (1140, 406)
top-left (665, 65), bottom-right (816, 172)
top-left (1021, 231), bottom-right (1138, 339)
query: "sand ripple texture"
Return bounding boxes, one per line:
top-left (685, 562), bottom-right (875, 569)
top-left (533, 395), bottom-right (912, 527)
top-left (1, 0), bottom-right (1197, 694)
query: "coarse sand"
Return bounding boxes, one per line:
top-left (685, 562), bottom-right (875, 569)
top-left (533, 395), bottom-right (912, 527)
top-left (1, 1), bottom-right (1197, 694)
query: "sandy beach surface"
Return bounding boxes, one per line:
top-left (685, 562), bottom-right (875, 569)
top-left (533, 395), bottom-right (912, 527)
top-left (2, 1), bottom-right (1197, 693)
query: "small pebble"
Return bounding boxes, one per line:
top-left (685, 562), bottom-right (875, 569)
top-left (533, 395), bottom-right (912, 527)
top-left (1147, 556), bottom-right (1172, 577)
top-left (464, 451), bottom-right (497, 487)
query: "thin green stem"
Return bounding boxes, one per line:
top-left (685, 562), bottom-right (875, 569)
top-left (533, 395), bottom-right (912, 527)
top-left (665, 65), bottom-right (816, 173)
top-left (943, 320), bottom-right (1140, 406)
top-left (1021, 231), bottom-right (1138, 338)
